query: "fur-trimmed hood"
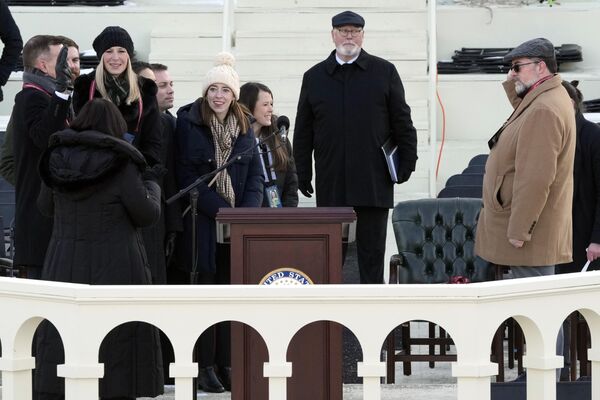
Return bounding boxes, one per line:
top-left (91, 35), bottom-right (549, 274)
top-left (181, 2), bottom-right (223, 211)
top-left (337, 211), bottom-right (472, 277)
top-left (39, 129), bottom-right (147, 199)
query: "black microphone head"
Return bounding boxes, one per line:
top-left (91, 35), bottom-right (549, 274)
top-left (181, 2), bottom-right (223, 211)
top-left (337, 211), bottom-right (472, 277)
top-left (277, 115), bottom-right (290, 130)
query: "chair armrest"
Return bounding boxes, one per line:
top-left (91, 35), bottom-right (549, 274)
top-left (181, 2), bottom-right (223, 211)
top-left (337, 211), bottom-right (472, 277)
top-left (389, 254), bottom-right (402, 284)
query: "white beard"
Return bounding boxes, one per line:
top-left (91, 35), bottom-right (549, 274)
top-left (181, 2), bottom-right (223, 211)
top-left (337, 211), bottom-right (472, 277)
top-left (515, 80), bottom-right (529, 96)
top-left (336, 43), bottom-right (360, 59)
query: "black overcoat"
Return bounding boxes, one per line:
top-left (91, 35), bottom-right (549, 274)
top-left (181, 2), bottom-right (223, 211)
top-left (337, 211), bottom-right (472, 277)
top-left (0, 0), bottom-right (22, 89)
top-left (34, 129), bottom-right (163, 398)
top-left (559, 112), bottom-right (600, 272)
top-left (175, 98), bottom-right (263, 274)
top-left (293, 49), bottom-right (417, 208)
top-left (12, 85), bottom-right (70, 268)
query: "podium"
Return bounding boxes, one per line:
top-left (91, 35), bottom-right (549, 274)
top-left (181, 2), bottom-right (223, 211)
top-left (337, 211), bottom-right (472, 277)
top-left (216, 207), bottom-right (356, 400)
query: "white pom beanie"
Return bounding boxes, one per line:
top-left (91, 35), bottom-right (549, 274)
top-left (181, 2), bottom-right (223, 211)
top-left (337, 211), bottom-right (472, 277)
top-left (202, 52), bottom-right (240, 100)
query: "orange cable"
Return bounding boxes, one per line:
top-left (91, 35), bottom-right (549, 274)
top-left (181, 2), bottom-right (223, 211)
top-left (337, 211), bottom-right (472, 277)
top-left (435, 72), bottom-right (446, 179)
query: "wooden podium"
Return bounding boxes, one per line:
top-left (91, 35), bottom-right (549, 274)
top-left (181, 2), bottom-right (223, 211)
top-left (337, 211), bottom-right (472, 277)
top-left (216, 207), bottom-right (356, 400)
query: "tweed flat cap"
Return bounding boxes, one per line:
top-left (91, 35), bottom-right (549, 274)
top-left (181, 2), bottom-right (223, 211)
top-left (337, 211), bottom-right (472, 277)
top-left (332, 11), bottom-right (365, 28)
top-left (504, 38), bottom-right (556, 62)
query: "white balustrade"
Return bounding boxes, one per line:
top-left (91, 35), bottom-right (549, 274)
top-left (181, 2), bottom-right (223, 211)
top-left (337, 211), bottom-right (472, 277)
top-left (1, 272), bottom-right (599, 400)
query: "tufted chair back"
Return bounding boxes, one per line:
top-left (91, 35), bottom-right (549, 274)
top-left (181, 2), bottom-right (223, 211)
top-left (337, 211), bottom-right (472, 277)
top-left (390, 197), bottom-right (493, 284)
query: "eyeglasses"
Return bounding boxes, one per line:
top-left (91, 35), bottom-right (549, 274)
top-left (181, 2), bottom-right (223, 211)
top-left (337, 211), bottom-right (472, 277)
top-left (336, 28), bottom-right (363, 37)
top-left (509, 60), bottom-right (541, 73)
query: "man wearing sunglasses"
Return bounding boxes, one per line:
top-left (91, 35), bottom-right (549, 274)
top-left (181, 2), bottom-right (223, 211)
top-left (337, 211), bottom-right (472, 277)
top-left (476, 38), bottom-right (576, 279)
top-left (293, 10), bottom-right (417, 285)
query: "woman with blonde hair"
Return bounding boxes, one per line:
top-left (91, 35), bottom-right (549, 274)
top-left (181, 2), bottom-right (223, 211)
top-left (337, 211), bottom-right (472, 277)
top-left (175, 52), bottom-right (263, 393)
top-left (73, 26), bottom-right (162, 166)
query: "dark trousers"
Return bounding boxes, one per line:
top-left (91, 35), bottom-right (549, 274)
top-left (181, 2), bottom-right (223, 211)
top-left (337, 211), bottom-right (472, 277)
top-left (354, 206), bottom-right (389, 284)
top-left (195, 243), bottom-right (231, 368)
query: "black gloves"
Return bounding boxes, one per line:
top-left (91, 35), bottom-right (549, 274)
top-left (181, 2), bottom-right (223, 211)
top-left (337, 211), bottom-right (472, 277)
top-left (298, 181), bottom-right (314, 198)
top-left (54, 46), bottom-right (73, 94)
top-left (142, 164), bottom-right (167, 182)
top-left (396, 169), bottom-right (413, 184)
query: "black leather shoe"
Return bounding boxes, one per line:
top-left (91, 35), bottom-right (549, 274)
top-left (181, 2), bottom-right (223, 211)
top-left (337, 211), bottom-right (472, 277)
top-left (198, 366), bottom-right (225, 393)
top-left (217, 366), bottom-right (231, 391)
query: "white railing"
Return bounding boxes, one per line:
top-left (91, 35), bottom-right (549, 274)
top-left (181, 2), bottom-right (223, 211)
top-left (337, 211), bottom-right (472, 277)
top-left (1, 273), bottom-right (600, 400)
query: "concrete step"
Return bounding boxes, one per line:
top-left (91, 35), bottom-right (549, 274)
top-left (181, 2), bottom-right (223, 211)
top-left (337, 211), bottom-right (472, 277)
top-left (234, 9), bottom-right (427, 32)
top-left (235, 30), bottom-right (427, 61)
top-left (150, 28), bottom-right (222, 56)
top-left (236, 0), bottom-right (425, 10)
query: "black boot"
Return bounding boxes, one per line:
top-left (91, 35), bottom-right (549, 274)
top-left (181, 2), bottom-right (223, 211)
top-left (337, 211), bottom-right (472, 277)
top-left (198, 366), bottom-right (225, 393)
top-left (217, 366), bottom-right (231, 391)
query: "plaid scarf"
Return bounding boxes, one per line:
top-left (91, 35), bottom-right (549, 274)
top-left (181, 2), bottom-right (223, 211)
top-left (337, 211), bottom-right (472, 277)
top-left (104, 74), bottom-right (130, 106)
top-left (210, 113), bottom-right (240, 207)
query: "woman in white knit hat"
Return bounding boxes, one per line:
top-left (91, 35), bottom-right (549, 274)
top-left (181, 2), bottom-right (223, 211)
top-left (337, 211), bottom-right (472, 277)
top-left (174, 52), bottom-right (263, 393)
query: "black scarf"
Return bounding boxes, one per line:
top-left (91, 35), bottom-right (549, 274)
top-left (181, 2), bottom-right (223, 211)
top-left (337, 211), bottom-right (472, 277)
top-left (22, 69), bottom-right (56, 94)
top-left (103, 74), bottom-right (130, 106)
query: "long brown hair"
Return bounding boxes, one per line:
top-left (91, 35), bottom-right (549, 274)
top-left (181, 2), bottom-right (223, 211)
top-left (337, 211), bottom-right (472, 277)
top-left (239, 82), bottom-right (290, 171)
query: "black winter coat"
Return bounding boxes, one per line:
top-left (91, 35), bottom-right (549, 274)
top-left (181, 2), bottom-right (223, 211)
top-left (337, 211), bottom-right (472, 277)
top-left (558, 112), bottom-right (600, 272)
top-left (175, 99), bottom-right (263, 274)
top-left (139, 112), bottom-right (183, 283)
top-left (12, 84), bottom-right (70, 268)
top-left (73, 72), bottom-right (163, 166)
top-left (34, 129), bottom-right (163, 398)
top-left (0, 0), bottom-right (22, 91)
top-left (293, 49), bottom-right (418, 208)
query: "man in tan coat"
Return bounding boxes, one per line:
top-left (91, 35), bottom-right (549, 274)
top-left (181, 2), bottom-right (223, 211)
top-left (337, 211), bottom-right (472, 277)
top-left (475, 38), bottom-right (576, 278)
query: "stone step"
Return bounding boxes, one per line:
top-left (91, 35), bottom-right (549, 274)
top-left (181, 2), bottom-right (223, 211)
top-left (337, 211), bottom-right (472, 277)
top-left (236, 0), bottom-right (425, 10)
top-left (150, 29), bottom-right (222, 56)
top-left (234, 30), bottom-right (427, 60)
top-left (234, 9), bottom-right (427, 32)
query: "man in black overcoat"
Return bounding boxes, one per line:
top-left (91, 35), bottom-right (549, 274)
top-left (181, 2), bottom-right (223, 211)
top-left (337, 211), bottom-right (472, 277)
top-left (557, 81), bottom-right (600, 273)
top-left (12, 35), bottom-right (73, 278)
top-left (293, 10), bottom-right (418, 284)
top-left (0, 0), bottom-right (22, 102)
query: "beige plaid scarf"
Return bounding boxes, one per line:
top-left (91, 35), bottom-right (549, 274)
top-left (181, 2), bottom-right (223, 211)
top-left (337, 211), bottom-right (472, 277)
top-left (210, 113), bottom-right (240, 207)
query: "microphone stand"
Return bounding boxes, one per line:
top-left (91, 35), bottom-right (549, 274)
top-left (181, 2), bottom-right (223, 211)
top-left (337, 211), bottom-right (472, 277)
top-left (165, 127), bottom-right (284, 399)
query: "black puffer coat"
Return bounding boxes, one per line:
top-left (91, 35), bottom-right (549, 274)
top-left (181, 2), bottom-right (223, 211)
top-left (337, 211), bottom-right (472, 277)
top-left (34, 129), bottom-right (164, 398)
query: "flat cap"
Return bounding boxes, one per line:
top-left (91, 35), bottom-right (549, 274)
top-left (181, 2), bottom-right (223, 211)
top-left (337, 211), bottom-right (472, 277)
top-left (332, 11), bottom-right (365, 28)
top-left (504, 37), bottom-right (556, 62)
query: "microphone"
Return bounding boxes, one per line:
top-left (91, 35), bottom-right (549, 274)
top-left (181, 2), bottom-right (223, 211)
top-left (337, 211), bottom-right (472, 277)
top-left (276, 115), bottom-right (290, 143)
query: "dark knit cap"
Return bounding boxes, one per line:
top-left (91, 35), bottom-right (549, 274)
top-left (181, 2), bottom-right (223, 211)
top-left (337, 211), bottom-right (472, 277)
top-left (504, 38), bottom-right (556, 62)
top-left (332, 11), bottom-right (365, 28)
top-left (92, 26), bottom-right (134, 57)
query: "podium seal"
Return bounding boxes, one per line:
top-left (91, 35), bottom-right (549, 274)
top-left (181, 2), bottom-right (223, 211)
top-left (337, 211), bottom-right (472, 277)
top-left (259, 268), bottom-right (314, 285)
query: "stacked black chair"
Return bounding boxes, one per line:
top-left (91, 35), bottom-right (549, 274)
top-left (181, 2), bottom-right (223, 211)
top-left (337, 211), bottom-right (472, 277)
top-left (438, 44), bottom-right (582, 74)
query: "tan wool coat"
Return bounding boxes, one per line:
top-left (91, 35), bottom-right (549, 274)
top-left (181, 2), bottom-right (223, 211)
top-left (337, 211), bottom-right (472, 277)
top-left (475, 75), bottom-right (576, 266)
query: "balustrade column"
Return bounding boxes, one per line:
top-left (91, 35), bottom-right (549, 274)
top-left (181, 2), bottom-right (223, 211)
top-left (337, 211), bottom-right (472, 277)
top-left (0, 356), bottom-right (36, 400)
top-left (170, 363), bottom-right (198, 400)
top-left (522, 355), bottom-right (563, 400)
top-left (357, 361), bottom-right (386, 400)
top-left (586, 348), bottom-right (600, 400)
top-left (57, 363), bottom-right (104, 399)
top-left (264, 362), bottom-right (292, 400)
top-left (452, 362), bottom-right (497, 400)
